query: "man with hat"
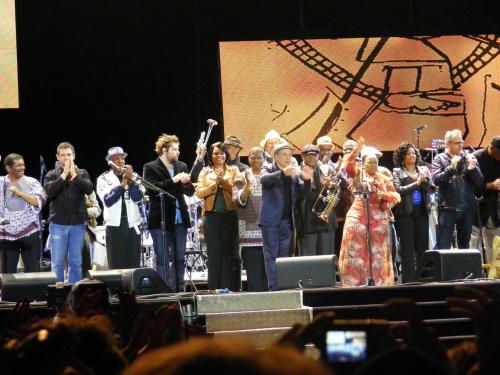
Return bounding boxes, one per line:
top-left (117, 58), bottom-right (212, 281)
top-left (224, 135), bottom-right (249, 172)
top-left (316, 135), bottom-right (336, 169)
top-left (260, 130), bottom-right (283, 165)
top-left (471, 136), bottom-right (500, 262)
top-left (432, 129), bottom-right (483, 249)
top-left (340, 140), bottom-right (358, 169)
top-left (314, 137), bottom-right (353, 257)
top-left (97, 146), bottom-right (143, 269)
top-left (259, 141), bottom-right (312, 290)
top-left (296, 144), bottom-right (337, 257)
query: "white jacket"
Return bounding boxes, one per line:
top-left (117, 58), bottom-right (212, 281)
top-left (96, 170), bottom-right (143, 229)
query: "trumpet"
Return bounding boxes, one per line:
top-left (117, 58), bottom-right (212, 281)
top-left (107, 161), bottom-right (140, 182)
top-left (312, 183), bottom-right (341, 223)
top-left (312, 160), bottom-right (341, 223)
top-left (197, 118), bottom-right (218, 149)
top-left (191, 119), bottom-right (218, 176)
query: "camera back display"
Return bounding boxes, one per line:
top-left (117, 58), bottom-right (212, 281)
top-left (326, 330), bottom-right (367, 363)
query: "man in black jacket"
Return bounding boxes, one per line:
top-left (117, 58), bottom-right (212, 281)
top-left (44, 142), bottom-right (93, 283)
top-left (432, 130), bottom-right (483, 249)
top-left (143, 134), bottom-right (195, 292)
top-left (296, 144), bottom-right (337, 256)
top-left (472, 136), bottom-right (500, 262)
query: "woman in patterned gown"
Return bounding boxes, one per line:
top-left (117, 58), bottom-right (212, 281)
top-left (339, 139), bottom-right (400, 286)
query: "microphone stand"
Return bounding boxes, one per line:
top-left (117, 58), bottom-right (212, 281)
top-left (415, 128), bottom-right (422, 150)
top-left (474, 197), bottom-right (487, 270)
top-left (358, 158), bottom-right (376, 286)
top-left (39, 156), bottom-right (47, 269)
top-left (138, 195), bottom-right (149, 268)
top-left (133, 172), bottom-right (175, 290)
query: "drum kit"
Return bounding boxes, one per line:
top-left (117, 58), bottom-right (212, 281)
top-left (85, 194), bottom-right (207, 274)
top-left (184, 195), bottom-right (208, 275)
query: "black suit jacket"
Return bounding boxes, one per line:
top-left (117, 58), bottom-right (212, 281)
top-left (392, 167), bottom-right (435, 217)
top-left (143, 158), bottom-right (195, 231)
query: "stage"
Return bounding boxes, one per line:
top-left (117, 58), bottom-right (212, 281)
top-left (1, 278), bottom-right (497, 346)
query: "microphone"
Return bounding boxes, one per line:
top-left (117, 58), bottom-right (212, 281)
top-left (207, 119), bottom-right (218, 126)
top-left (414, 125), bottom-right (428, 132)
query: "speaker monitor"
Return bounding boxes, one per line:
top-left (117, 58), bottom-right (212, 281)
top-left (87, 267), bottom-right (168, 295)
top-left (276, 255), bottom-right (340, 290)
top-left (0, 272), bottom-right (58, 302)
top-left (415, 249), bottom-right (482, 282)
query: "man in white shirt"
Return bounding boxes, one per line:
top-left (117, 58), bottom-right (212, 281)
top-left (97, 147), bottom-right (143, 269)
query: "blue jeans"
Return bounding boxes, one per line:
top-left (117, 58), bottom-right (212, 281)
top-left (151, 225), bottom-right (187, 292)
top-left (261, 219), bottom-right (292, 290)
top-left (50, 223), bottom-right (85, 283)
top-left (437, 209), bottom-right (474, 249)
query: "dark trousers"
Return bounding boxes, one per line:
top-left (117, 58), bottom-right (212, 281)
top-left (395, 205), bottom-right (429, 283)
top-left (437, 209), bottom-right (474, 249)
top-left (0, 231), bottom-right (41, 273)
top-left (241, 246), bottom-right (268, 292)
top-left (299, 230), bottom-right (335, 256)
top-left (261, 219), bottom-right (292, 291)
top-left (151, 224), bottom-right (187, 292)
top-left (204, 211), bottom-right (240, 291)
top-left (106, 223), bottom-right (141, 270)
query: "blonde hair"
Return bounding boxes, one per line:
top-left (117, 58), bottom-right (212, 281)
top-left (445, 129), bottom-right (462, 142)
top-left (155, 134), bottom-right (179, 155)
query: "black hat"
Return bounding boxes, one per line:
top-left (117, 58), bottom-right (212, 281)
top-left (301, 144), bottom-right (320, 155)
top-left (491, 136), bottom-right (500, 149)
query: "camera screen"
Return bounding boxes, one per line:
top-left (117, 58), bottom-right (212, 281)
top-left (326, 330), bottom-right (367, 363)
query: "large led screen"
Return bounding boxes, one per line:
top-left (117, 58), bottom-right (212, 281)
top-left (220, 36), bottom-right (500, 153)
top-left (0, 0), bottom-right (19, 109)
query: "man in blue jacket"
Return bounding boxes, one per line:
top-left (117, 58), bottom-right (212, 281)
top-left (259, 142), bottom-right (312, 290)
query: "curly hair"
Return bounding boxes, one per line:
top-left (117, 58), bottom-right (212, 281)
top-left (154, 134), bottom-right (179, 155)
top-left (393, 142), bottom-right (421, 168)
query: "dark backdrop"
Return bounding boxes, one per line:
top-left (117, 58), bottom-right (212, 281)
top-left (1, 0), bottom-right (498, 182)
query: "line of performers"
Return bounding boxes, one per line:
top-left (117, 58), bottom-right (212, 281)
top-left (0, 130), bottom-right (499, 291)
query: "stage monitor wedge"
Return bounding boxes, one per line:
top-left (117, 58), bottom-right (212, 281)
top-left (87, 267), bottom-right (169, 295)
top-left (415, 249), bottom-right (482, 282)
top-left (0, 272), bottom-right (58, 302)
top-left (277, 255), bottom-right (340, 290)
